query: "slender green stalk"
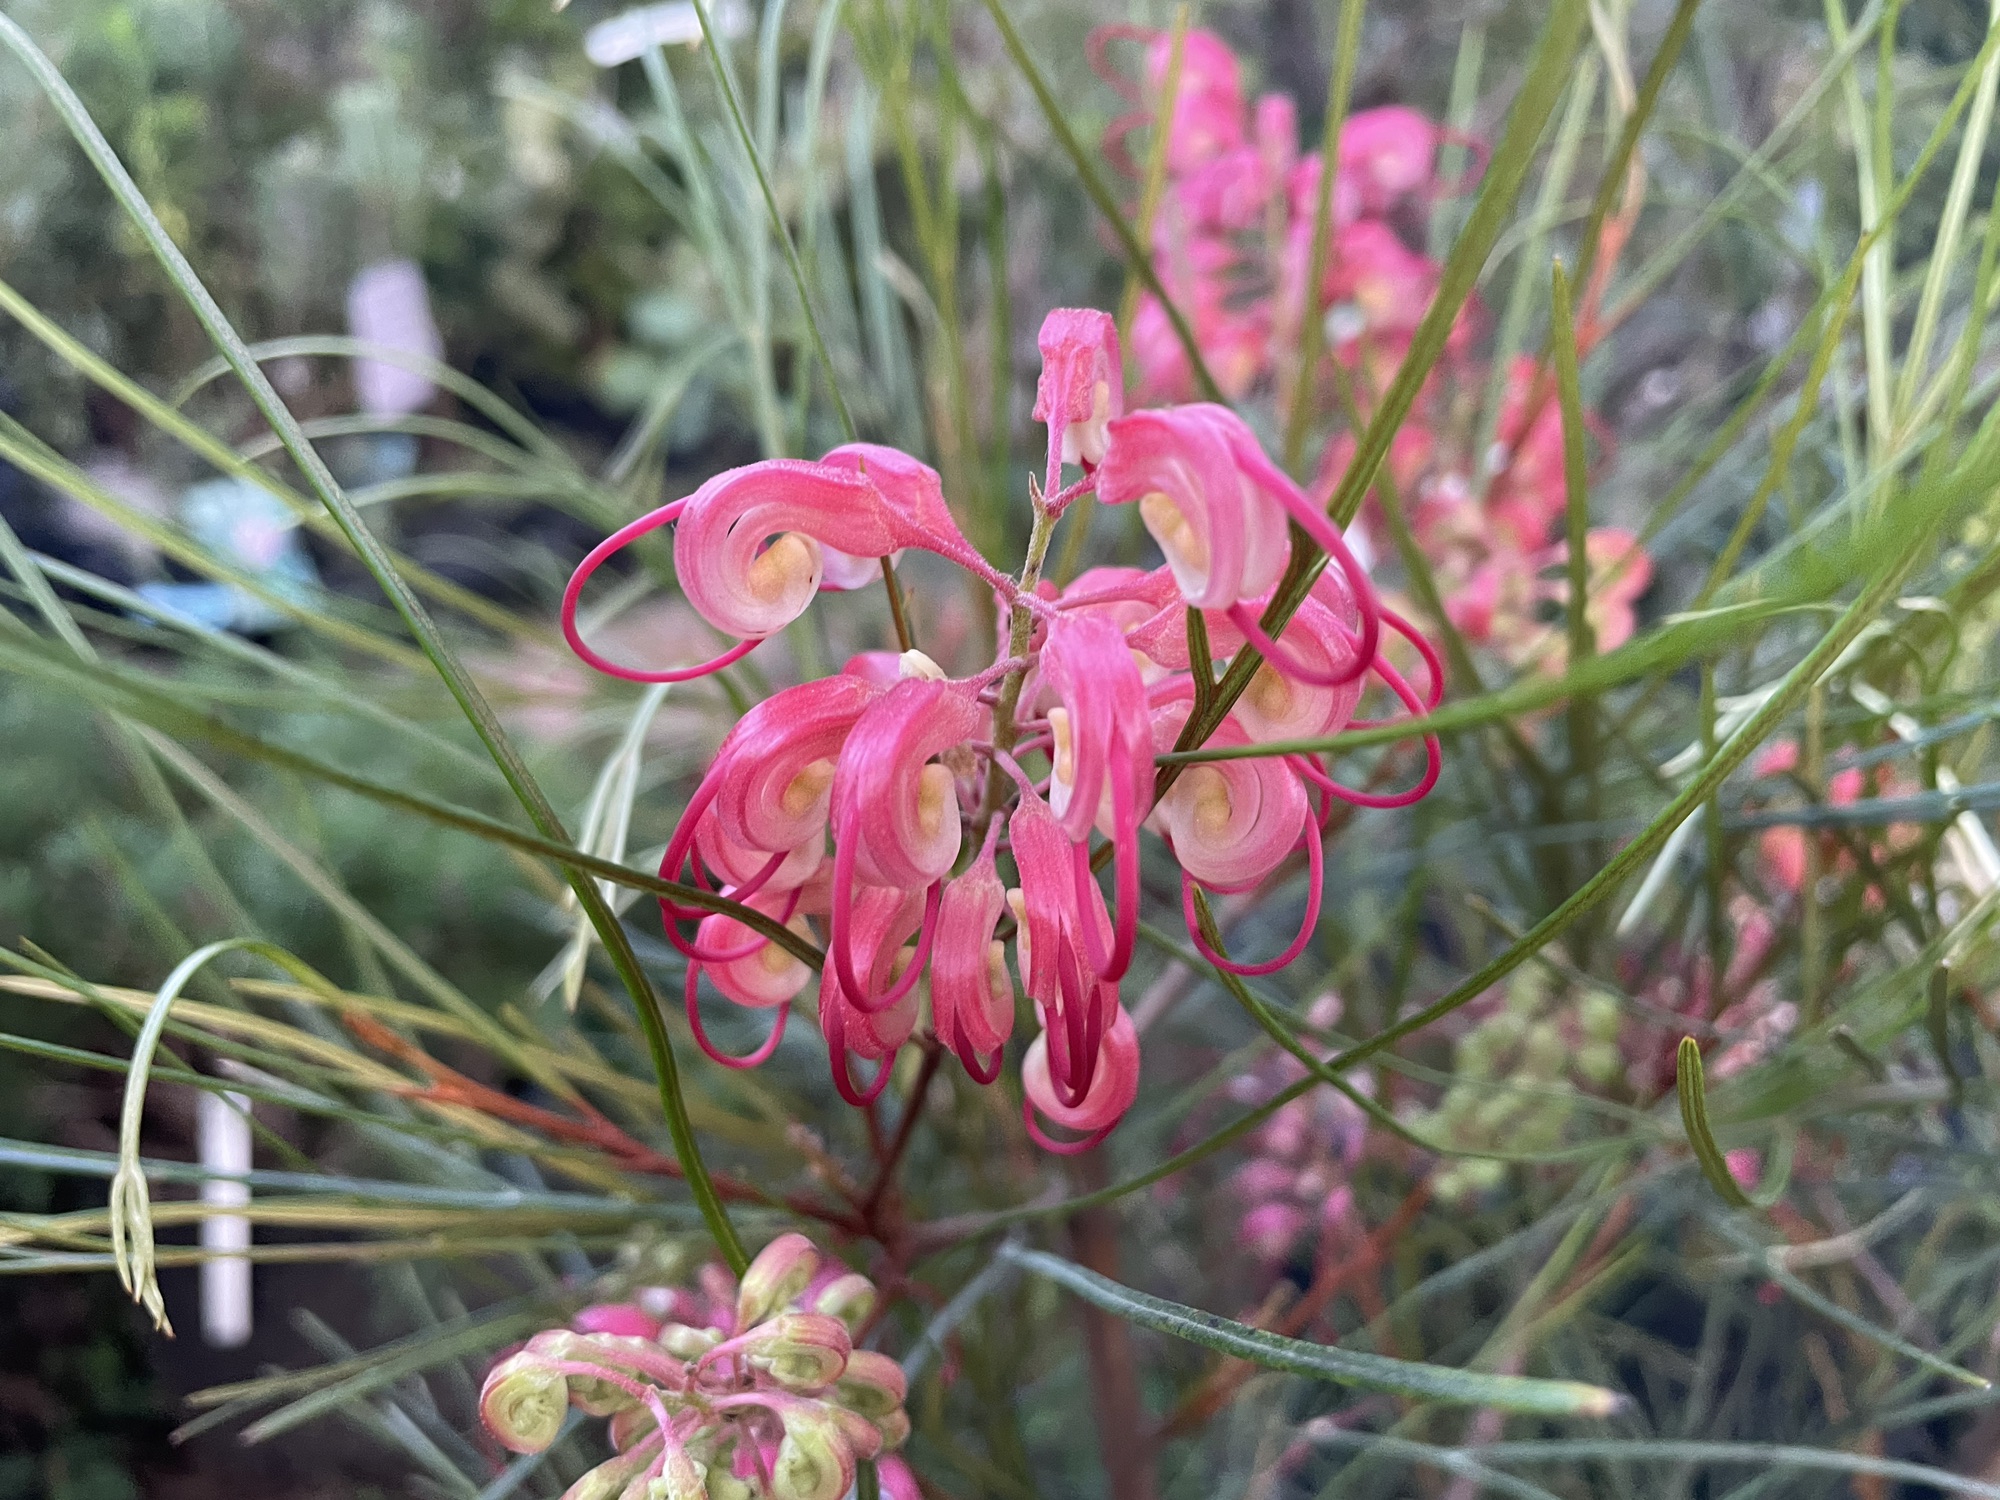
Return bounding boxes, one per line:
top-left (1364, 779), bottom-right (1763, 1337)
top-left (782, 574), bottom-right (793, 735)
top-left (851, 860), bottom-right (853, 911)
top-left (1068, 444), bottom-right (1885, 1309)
top-left (963, 439), bottom-right (1974, 1231)
top-left (1163, 0), bottom-right (1590, 794)
top-left (0, 14), bottom-right (748, 1275)
top-left (1279, 0), bottom-right (1367, 476)
top-left (976, 0), bottom-right (1224, 404)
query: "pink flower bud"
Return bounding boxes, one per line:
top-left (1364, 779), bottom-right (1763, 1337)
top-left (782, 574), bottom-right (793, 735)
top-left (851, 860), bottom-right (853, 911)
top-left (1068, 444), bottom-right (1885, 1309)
top-left (479, 1349), bottom-right (569, 1453)
top-left (743, 1312), bottom-right (853, 1391)
top-left (1033, 308), bottom-right (1123, 468)
top-left (574, 1303), bottom-right (664, 1341)
top-left (771, 1403), bottom-right (859, 1500)
top-left (875, 1457), bottom-right (923, 1500)
top-left (834, 1348), bottom-right (908, 1421)
top-left (736, 1233), bottom-right (820, 1330)
top-left (1338, 106), bottom-right (1445, 215)
top-left (810, 1275), bottom-right (879, 1338)
top-left (1096, 404), bottom-right (1302, 610)
top-left (1148, 28), bottom-right (1246, 174)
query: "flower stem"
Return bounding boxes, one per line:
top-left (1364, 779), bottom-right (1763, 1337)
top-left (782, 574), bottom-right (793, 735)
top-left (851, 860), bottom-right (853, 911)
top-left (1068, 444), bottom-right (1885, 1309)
top-left (979, 494), bottom-right (1060, 826)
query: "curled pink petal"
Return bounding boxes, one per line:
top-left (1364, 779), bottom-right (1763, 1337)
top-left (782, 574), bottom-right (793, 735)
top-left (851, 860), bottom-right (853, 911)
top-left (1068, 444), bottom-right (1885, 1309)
top-left (1033, 308), bottom-right (1124, 469)
top-left (831, 678), bottom-right (980, 890)
top-left (561, 499), bottom-right (765, 683)
top-left (673, 460), bottom-right (905, 639)
top-left (1096, 404), bottom-right (1292, 609)
top-left (696, 814), bottom-right (823, 895)
top-left (1024, 1006), bottom-right (1140, 1144)
top-left (818, 886), bottom-right (927, 1102)
top-left (1149, 27), bottom-right (1246, 173)
top-left (932, 825), bottom-right (1016, 1068)
top-left (1181, 808), bottom-right (1322, 975)
top-left (709, 674), bottom-right (881, 856)
top-left (1150, 699), bottom-right (1309, 890)
top-left (693, 893), bottom-right (814, 1010)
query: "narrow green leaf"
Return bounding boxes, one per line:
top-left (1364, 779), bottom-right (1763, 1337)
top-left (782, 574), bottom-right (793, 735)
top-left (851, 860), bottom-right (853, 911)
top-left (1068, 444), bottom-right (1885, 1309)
top-left (975, 0), bottom-right (1223, 404)
top-left (1676, 1037), bottom-right (1753, 1208)
top-left (1000, 1246), bottom-right (1627, 1416)
top-left (0, 14), bottom-right (748, 1274)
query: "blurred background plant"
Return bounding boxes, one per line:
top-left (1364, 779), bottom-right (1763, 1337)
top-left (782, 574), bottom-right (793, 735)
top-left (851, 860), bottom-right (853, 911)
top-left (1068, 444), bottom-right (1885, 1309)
top-left (6, 0), bottom-right (2000, 1496)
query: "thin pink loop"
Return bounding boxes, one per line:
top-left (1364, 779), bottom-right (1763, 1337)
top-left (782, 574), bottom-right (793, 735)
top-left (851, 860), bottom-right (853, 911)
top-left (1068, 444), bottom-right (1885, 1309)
top-left (828, 812), bottom-right (869, 1005)
top-left (1292, 753), bottom-right (1341, 828)
top-left (1433, 128), bottom-right (1491, 198)
top-left (823, 1000), bottom-right (895, 1108)
top-left (657, 778), bottom-right (722, 927)
top-left (1225, 601), bottom-right (1364, 690)
top-left (685, 965), bottom-right (792, 1070)
top-left (845, 881), bottom-right (944, 1017)
top-left (561, 500), bottom-right (763, 683)
top-left (1382, 606), bottom-right (1445, 710)
top-left (1022, 1097), bottom-right (1118, 1155)
top-left (1180, 822), bottom-right (1323, 976)
top-left (956, 1039), bottom-right (1004, 1085)
top-left (1231, 444), bottom-right (1384, 681)
top-left (1312, 655), bottom-right (1442, 809)
top-left (1087, 24), bottom-right (1153, 101)
top-left (1068, 770), bottom-right (1139, 984)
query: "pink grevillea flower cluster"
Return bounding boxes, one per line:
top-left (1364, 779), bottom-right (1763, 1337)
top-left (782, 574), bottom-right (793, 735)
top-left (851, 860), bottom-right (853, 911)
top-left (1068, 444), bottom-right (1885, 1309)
top-left (479, 1234), bottom-right (915, 1500)
top-left (1093, 24), bottom-right (1484, 408)
top-left (1097, 25), bottom-right (1652, 679)
top-left (562, 307), bottom-right (1441, 1151)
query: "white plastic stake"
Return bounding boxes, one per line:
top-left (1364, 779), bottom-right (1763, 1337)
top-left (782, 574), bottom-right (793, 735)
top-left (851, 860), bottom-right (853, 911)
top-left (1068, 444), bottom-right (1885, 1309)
top-left (197, 1089), bottom-right (253, 1349)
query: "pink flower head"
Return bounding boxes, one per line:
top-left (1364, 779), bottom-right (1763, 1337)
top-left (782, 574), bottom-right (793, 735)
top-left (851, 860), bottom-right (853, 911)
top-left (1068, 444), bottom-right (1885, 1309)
top-left (1023, 1004), bottom-right (1140, 1151)
top-left (1096, 404), bottom-right (1294, 609)
top-left (1149, 27), bottom-right (1246, 174)
top-left (930, 825), bottom-right (1014, 1081)
top-left (673, 460), bottom-right (908, 640)
top-left (1338, 106), bottom-right (1445, 216)
top-left (1149, 698), bottom-right (1309, 892)
top-left (1486, 358), bottom-right (1568, 551)
top-left (1321, 220), bottom-right (1444, 348)
top-left (831, 678), bottom-right (979, 890)
top-left (1577, 527), bottom-right (1652, 652)
top-left (705, 675), bottom-right (879, 860)
top-left (1131, 286), bottom-right (1271, 403)
top-left (1033, 308), bottom-right (1124, 469)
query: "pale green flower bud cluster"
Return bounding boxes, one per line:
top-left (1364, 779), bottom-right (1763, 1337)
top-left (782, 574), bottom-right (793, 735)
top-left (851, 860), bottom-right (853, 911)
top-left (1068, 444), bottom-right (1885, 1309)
top-left (478, 1234), bottom-right (906, 1500)
top-left (1404, 970), bottom-right (1628, 1205)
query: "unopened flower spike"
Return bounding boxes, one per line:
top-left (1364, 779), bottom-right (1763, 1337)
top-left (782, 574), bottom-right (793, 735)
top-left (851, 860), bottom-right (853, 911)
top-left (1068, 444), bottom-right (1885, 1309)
top-left (1033, 307), bottom-right (1123, 475)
